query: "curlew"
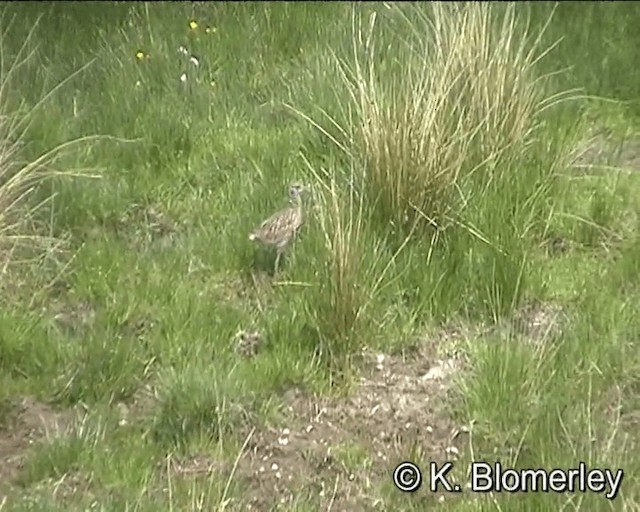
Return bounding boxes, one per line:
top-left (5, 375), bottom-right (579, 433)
top-left (249, 183), bottom-right (306, 274)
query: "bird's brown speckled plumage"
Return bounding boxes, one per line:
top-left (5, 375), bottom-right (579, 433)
top-left (249, 184), bottom-right (305, 274)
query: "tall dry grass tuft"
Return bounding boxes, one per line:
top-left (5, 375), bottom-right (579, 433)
top-left (290, 2), bottom-right (580, 354)
top-left (302, 158), bottom-right (369, 373)
top-left (301, 156), bottom-right (412, 376)
top-left (332, 2), bottom-right (574, 237)
top-left (0, 16), bottom-right (106, 284)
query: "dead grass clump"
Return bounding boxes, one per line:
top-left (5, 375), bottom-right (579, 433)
top-left (336, 3), bottom-right (573, 236)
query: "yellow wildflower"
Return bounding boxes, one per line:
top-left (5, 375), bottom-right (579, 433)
top-left (136, 50), bottom-right (145, 60)
top-left (189, 20), bottom-right (198, 30)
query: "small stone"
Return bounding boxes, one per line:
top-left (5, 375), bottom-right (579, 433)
top-left (422, 365), bottom-right (447, 380)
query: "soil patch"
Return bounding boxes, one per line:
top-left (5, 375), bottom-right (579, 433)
top-left (232, 333), bottom-right (471, 509)
top-left (0, 396), bottom-right (76, 497)
top-left (573, 131), bottom-right (640, 172)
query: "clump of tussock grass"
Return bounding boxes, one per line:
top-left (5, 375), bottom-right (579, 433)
top-left (301, 161), bottom-right (371, 375)
top-left (299, 156), bottom-right (412, 377)
top-left (0, 15), bottom-right (113, 286)
top-left (292, 2), bottom-right (582, 362)
top-left (337, 3), bottom-right (577, 238)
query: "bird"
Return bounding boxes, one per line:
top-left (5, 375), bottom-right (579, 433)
top-left (249, 183), bottom-right (306, 274)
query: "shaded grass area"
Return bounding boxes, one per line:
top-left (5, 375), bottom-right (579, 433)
top-left (0, 2), bottom-right (639, 510)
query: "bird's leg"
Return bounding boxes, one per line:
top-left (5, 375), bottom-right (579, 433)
top-left (274, 250), bottom-right (282, 275)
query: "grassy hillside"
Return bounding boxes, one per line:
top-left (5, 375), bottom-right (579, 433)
top-left (1, 2), bottom-right (639, 510)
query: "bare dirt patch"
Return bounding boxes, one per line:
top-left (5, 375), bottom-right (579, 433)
top-left (48, 298), bottom-right (97, 335)
top-left (234, 329), bottom-right (265, 359)
top-left (509, 299), bottom-right (568, 346)
top-left (0, 396), bottom-right (76, 496)
top-left (219, 310), bottom-right (566, 508)
top-left (82, 203), bottom-right (180, 252)
top-left (231, 333), bottom-right (471, 510)
top-left (121, 204), bottom-right (179, 249)
top-left (573, 131), bottom-right (640, 172)
top-left (150, 308), bottom-right (568, 508)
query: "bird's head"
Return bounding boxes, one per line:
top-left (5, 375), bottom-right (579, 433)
top-left (288, 182), bottom-right (306, 203)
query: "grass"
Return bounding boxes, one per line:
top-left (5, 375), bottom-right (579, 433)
top-left (1, 1), bottom-right (640, 510)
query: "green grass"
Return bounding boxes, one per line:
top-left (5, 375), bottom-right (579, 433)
top-left (1, 1), bottom-right (640, 510)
